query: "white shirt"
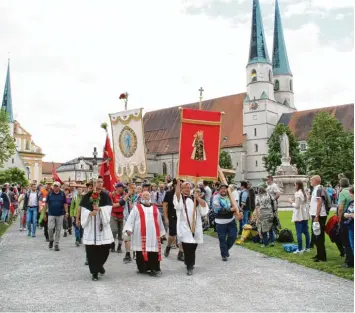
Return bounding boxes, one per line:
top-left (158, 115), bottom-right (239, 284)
top-left (232, 190), bottom-right (240, 206)
top-left (267, 183), bottom-right (281, 201)
top-left (291, 190), bottom-right (310, 222)
top-left (173, 194), bottom-right (209, 244)
top-left (28, 191), bottom-right (38, 207)
top-left (310, 185), bottom-right (327, 217)
top-left (81, 205), bottom-right (114, 245)
top-left (204, 186), bottom-right (212, 204)
top-left (123, 204), bottom-right (166, 252)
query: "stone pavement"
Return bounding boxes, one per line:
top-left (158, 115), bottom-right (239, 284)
top-left (0, 224), bottom-right (353, 312)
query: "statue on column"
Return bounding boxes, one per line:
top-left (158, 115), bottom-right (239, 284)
top-left (280, 132), bottom-right (290, 158)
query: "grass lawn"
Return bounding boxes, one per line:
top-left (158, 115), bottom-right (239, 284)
top-left (205, 211), bottom-right (354, 280)
top-left (0, 216), bottom-right (14, 238)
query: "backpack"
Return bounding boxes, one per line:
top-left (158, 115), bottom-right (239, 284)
top-left (277, 229), bottom-right (294, 243)
top-left (320, 186), bottom-right (332, 214)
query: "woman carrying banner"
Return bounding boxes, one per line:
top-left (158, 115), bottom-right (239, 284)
top-left (173, 180), bottom-right (208, 276)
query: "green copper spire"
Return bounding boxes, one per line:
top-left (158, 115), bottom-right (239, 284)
top-left (272, 0), bottom-right (292, 76)
top-left (248, 0), bottom-right (270, 65)
top-left (1, 59), bottom-right (14, 122)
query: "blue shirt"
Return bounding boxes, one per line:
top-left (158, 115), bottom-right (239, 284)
top-left (47, 191), bottom-right (66, 216)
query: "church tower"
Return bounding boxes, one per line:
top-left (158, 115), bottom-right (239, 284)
top-left (272, 0), bottom-right (295, 108)
top-left (243, 0), bottom-right (296, 185)
top-left (1, 59), bottom-right (14, 137)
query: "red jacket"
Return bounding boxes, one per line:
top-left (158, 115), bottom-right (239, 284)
top-left (111, 192), bottom-right (125, 219)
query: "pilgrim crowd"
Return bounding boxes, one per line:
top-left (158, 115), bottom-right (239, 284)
top-left (0, 174), bottom-right (353, 281)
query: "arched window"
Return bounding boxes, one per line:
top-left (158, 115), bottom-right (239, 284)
top-left (274, 80), bottom-right (280, 91)
top-left (251, 69), bottom-right (257, 82)
top-left (290, 79), bottom-right (293, 91)
top-left (254, 144), bottom-right (258, 153)
top-left (254, 128), bottom-right (257, 136)
top-left (162, 162), bottom-right (167, 175)
top-left (269, 70), bottom-right (272, 82)
top-left (25, 140), bottom-right (30, 150)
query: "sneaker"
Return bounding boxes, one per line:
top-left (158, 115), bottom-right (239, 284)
top-left (222, 256), bottom-right (228, 262)
top-left (235, 240), bottom-right (243, 245)
top-left (54, 245), bottom-right (60, 251)
top-left (117, 244), bottom-right (122, 253)
top-left (303, 248), bottom-right (311, 253)
top-left (123, 253), bottom-right (132, 263)
top-left (92, 273), bottom-right (98, 281)
top-left (270, 242), bottom-right (275, 247)
top-left (293, 250), bottom-right (303, 254)
top-left (75, 240), bottom-right (80, 247)
top-left (150, 270), bottom-right (158, 277)
top-left (24, 227), bottom-right (27, 231)
top-left (177, 251), bottom-right (185, 262)
top-left (164, 246), bottom-right (171, 258)
top-left (19, 227), bottom-right (23, 231)
top-left (68, 229), bottom-right (72, 235)
top-left (49, 241), bottom-right (54, 249)
top-left (187, 268), bottom-right (193, 276)
top-left (63, 232), bottom-right (67, 238)
top-left (260, 244), bottom-right (267, 248)
top-left (32, 234), bottom-right (36, 238)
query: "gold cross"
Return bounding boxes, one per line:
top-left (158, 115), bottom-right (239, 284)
top-left (199, 87), bottom-right (204, 110)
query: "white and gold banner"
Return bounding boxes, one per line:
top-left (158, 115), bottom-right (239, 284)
top-left (109, 108), bottom-right (147, 178)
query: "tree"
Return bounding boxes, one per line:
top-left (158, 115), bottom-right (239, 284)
top-left (0, 109), bottom-right (16, 167)
top-left (263, 123), bottom-right (306, 175)
top-left (305, 112), bottom-right (354, 186)
top-left (0, 168), bottom-right (29, 187)
top-left (219, 150), bottom-right (234, 184)
top-left (151, 174), bottom-right (166, 185)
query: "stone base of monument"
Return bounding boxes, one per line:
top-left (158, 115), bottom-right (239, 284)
top-left (273, 157), bottom-right (309, 208)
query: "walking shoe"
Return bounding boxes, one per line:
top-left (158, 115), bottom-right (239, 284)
top-left (164, 246), bottom-right (171, 258)
top-left (293, 250), bottom-right (303, 254)
top-left (19, 227), bottom-right (23, 231)
top-left (270, 242), bottom-right (275, 247)
top-left (117, 243), bottom-right (122, 253)
top-left (92, 273), bottom-right (98, 281)
top-left (150, 270), bottom-right (158, 277)
top-left (63, 232), bottom-right (67, 237)
top-left (99, 267), bottom-right (106, 275)
top-left (187, 268), bottom-right (193, 276)
top-left (49, 241), bottom-right (54, 249)
top-left (303, 248), bottom-right (311, 253)
top-left (32, 234), bottom-right (36, 238)
top-left (177, 251), bottom-right (185, 262)
top-left (123, 253), bottom-right (132, 263)
top-left (68, 229), bottom-right (72, 235)
top-left (75, 240), bottom-right (80, 247)
top-left (27, 232), bottom-right (31, 237)
top-left (222, 256), bottom-right (228, 262)
top-left (54, 245), bottom-right (60, 251)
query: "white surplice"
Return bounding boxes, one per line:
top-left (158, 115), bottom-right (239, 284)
top-left (173, 194), bottom-right (209, 244)
top-left (123, 204), bottom-right (166, 252)
top-left (81, 205), bottom-right (114, 245)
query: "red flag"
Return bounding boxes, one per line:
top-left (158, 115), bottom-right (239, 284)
top-left (52, 162), bottom-right (64, 185)
top-left (177, 108), bottom-right (222, 181)
top-left (100, 134), bottom-right (118, 192)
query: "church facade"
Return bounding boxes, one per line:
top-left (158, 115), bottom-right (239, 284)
top-left (143, 0), bottom-right (353, 185)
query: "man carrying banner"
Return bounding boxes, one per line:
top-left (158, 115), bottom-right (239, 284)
top-left (173, 180), bottom-right (208, 276)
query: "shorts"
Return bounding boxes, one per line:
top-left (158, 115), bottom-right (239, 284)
top-left (168, 218), bottom-right (177, 237)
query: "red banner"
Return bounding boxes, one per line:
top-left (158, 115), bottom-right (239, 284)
top-left (100, 134), bottom-right (118, 192)
top-left (177, 108), bottom-right (222, 181)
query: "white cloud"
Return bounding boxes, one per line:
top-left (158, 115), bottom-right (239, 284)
top-left (0, 0), bottom-right (352, 163)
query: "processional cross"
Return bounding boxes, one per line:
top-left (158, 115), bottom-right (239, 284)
top-left (198, 87), bottom-right (204, 110)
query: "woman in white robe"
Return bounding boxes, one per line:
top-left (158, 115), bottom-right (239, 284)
top-left (123, 191), bottom-right (166, 276)
top-left (80, 178), bottom-right (113, 281)
top-left (173, 180), bottom-right (209, 276)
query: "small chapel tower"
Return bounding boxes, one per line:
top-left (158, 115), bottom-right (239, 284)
top-left (272, 0), bottom-right (295, 108)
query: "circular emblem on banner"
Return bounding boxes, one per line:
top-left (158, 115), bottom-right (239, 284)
top-left (119, 126), bottom-right (137, 158)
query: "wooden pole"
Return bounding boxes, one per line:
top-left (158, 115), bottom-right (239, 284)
top-left (191, 177), bottom-right (198, 236)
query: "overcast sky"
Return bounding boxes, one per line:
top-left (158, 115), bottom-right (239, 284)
top-left (0, 0), bottom-right (353, 163)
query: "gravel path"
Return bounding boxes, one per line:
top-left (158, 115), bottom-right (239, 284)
top-left (0, 223), bottom-right (353, 312)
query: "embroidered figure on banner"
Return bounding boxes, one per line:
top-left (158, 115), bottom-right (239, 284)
top-left (191, 130), bottom-right (206, 161)
top-left (119, 126), bottom-right (138, 158)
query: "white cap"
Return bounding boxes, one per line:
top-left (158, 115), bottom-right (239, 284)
top-left (53, 182), bottom-right (61, 187)
top-left (312, 222), bottom-right (321, 236)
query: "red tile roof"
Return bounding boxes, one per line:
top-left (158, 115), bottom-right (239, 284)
top-left (143, 93), bottom-right (246, 155)
top-left (42, 162), bottom-right (62, 174)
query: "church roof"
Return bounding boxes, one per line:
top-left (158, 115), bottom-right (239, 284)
top-left (42, 162), bottom-right (62, 175)
top-left (143, 93), bottom-right (246, 155)
top-left (272, 0), bottom-right (292, 76)
top-left (247, 0), bottom-right (270, 65)
top-left (279, 103), bottom-right (354, 141)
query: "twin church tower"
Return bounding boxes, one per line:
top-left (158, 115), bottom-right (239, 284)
top-left (243, 0), bottom-right (296, 182)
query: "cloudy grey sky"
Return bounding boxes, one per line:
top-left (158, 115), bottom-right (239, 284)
top-left (0, 0), bottom-right (353, 162)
